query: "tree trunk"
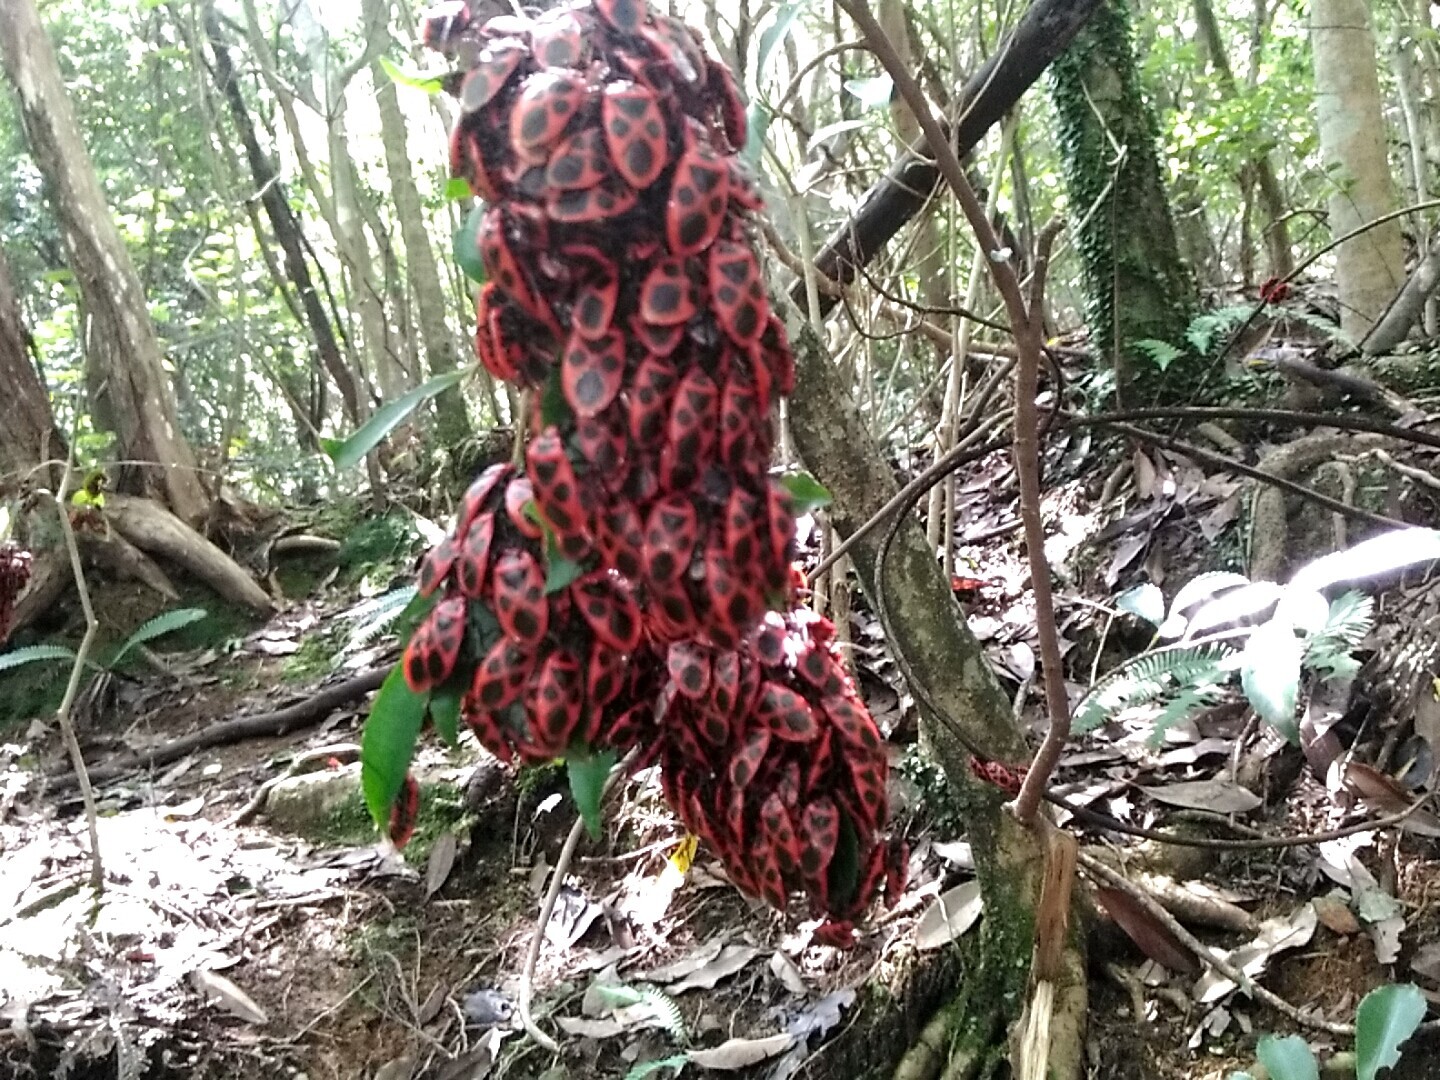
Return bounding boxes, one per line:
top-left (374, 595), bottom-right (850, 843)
top-left (1050, 0), bottom-right (1196, 402)
top-left (786, 327), bottom-right (1086, 1079)
top-left (1194, 0), bottom-right (1293, 280)
top-left (201, 6), bottom-right (363, 427)
top-left (0, 0), bottom-right (208, 525)
top-left (1310, 0), bottom-right (1405, 341)
top-left (367, 0), bottom-right (472, 445)
top-left (0, 245), bottom-right (65, 492)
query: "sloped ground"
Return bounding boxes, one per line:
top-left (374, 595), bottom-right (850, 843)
top-left (7, 397), bottom-right (1440, 1079)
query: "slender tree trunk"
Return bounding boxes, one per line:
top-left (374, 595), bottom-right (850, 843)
top-left (201, 7), bottom-right (363, 427)
top-left (367, 0), bottom-right (471, 445)
top-left (0, 246), bottom-right (65, 491)
top-left (1310, 0), bottom-right (1404, 340)
top-left (1194, 0), bottom-right (1293, 280)
top-left (0, 0), bottom-right (208, 524)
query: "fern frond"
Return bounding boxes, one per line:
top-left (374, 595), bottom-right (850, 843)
top-left (342, 586), bottom-right (419, 650)
top-left (623, 1055), bottom-right (688, 1080)
top-left (0, 644), bottom-right (78, 673)
top-left (111, 607), bottom-right (208, 666)
top-left (1073, 644), bottom-right (1232, 733)
top-left (637, 985), bottom-right (689, 1046)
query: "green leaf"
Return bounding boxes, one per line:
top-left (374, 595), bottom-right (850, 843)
top-left (1356, 983), bottom-right (1425, 1080)
top-left (1254, 1035), bottom-right (1318, 1080)
top-left (1240, 618), bottom-right (1303, 742)
top-left (543, 536), bottom-right (585, 595)
top-left (743, 101), bottom-right (770, 165)
top-left (377, 56), bottom-right (443, 94)
top-left (325, 369), bottom-right (469, 473)
top-left (778, 471), bottom-right (832, 513)
top-left (567, 745), bottom-right (617, 840)
top-left (453, 202), bottom-right (489, 283)
top-left (111, 607), bottom-right (207, 667)
top-left (361, 666), bottom-right (431, 828)
top-left (825, 811), bottom-right (861, 913)
top-left (444, 176), bottom-right (473, 201)
top-left (756, 2), bottom-right (802, 81)
top-left (0, 644), bottom-right (79, 673)
top-left (1115, 583), bottom-right (1164, 625)
top-left (430, 685), bottom-right (463, 748)
top-left (538, 363), bottom-right (572, 429)
top-left (843, 74), bottom-right (894, 110)
top-left (623, 1054), bottom-right (688, 1080)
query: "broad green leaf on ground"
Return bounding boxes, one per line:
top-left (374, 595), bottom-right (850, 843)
top-left (1240, 617), bottom-right (1303, 740)
top-left (1355, 983), bottom-right (1425, 1080)
top-left (325, 370), bottom-right (469, 473)
top-left (1255, 1035), bottom-right (1317, 1080)
top-left (361, 665), bottom-right (431, 828)
top-left (567, 745), bottom-right (617, 840)
top-left (1115, 582), bottom-right (1164, 625)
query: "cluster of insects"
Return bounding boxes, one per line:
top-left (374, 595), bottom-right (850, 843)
top-left (398, 0), bottom-right (905, 938)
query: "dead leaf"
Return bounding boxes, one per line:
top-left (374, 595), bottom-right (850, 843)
top-left (1369, 915), bottom-right (1405, 965)
top-left (189, 969), bottom-right (268, 1025)
top-left (374, 1056), bottom-right (416, 1080)
top-left (1410, 941), bottom-right (1440, 982)
top-left (914, 881), bottom-right (983, 950)
top-left (1194, 902), bottom-right (1317, 1003)
top-left (669, 944), bottom-right (758, 993)
top-left (768, 951), bottom-right (808, 996)
top-left (1312, 893), bottom-right (1360, 936)
top-left (1094, 887), bottom-right (1197, 974)
top-left (686, 1033), bottom-right (796, 1069)
top-left (1341, 762), bottom-right (1440, 836)
top-left (641, 940), bottom-right (726, 983)
top-left (1140, 779), bottom-right (1261, 814)
top-left (425, 833), bottom-right (458, 899)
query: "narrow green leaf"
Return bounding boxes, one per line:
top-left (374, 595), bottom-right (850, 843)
top-left (1254, 1035), bottom-right (1317, 1080)
top-left (544, 546), bottom-right (584, 594)
top-left (623, 1053), bottom-right (688, 1080)
top-left (778, 471), bottom-right (832, 513)
top-left (756, 2), bottom-right (802, 80)
top-left (326, 369), bottom-right (469, 473)
top-left (430, 685), bottom-right (463, 748)
top-left (742, 101), bottom-right (770, 165)
top-left (453, 202), bottom-right (488, 283)
top-left (567, 745), bottom-right (617, 840)
top-left (377, 56), bottom-right (443, 94)
top-left (1240, 618), bottom-right (1303, 742)
top-left (1356, 983), bottom-right (1425, 1080)
top-left (361, 666), bottom-right (431, 828)
top-left (0, 644), bottom-right (79, 673)
top-left (444, 176), bottom-right (473, 201)
top-left (111, 607), bottom-right (207, 667)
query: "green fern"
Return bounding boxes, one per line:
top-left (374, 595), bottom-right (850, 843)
top-left (1305, 590), bottom-right (1373, 680)
top-left (1185, 305), bottom-right (1252, 355)
top-left (623, 1055), bottom-right (688, 1080)
top-left (1073, 644), bottom-right (1232, 733)
top-left (1134, 338), bottom-right (1185, 372)
top-left (341, 585), bottom-right (419, 650)
top-left (0, 643), bottom-right (80, 673)
top-left (590, 982), bottom-right (689, 1046)
top-left (109, 607), bottom-right (207, 667)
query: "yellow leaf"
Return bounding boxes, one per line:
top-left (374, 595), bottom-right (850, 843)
top-left (668, 834), bottom-right (698, 875)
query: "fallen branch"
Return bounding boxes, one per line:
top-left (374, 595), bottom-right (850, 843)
top-left (51, 667), bottom-right (388, 788)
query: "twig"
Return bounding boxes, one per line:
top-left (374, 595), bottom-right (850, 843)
top-left (519, 747), bottom-right (640, 1051)
top-left (1060, 405), bottom-right (1440, 453)
top-left (1077, 851), bottom-right (1352, 1036)
top-left (50, 417), bottom-right (103, 895)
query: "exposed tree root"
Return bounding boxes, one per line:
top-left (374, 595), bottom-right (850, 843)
top-left (50, 667), bottom-right (387, 787)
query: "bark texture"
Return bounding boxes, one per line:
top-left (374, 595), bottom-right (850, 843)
top-left (0, 0), bottom-right (208, 523)
top-left (0, 246), bottom-right (65, 491)
top-left (1311, 0), bottom-right (1405, 340)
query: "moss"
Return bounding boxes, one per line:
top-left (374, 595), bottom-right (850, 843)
top-left (281, 627), bottom-right (344, 683)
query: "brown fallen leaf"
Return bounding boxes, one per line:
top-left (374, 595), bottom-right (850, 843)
top-left (687, 1033), bottom-right (796, 1069)
top-left (189, 968), bottom-right (268, 1025)
top-left (1094, 886), bottom-right (1198, 974)
top-left (1313, 892), bottom-right (1360, 936)
top-left (1341, 762), bottom-right (1440, 837)
top-left (1140, 779), bottom-right (1261, 814)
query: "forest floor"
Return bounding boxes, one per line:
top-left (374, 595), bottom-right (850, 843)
top-left (7, 388), bottom-right (1440, 1079)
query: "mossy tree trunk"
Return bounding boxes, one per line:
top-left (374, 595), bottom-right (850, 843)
top-left (1049, 0), bottom-right (1197, 403)
top-left (786, 327), bottom-right (1086, 1080)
